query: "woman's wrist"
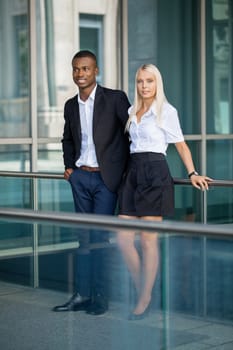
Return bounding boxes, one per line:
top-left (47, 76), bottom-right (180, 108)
top-left (188, 170), bottom-right (199, 178)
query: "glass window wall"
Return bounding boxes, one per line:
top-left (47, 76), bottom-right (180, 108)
top-left (36, 1), bottom-right (75, 140)
top-left (0, 175), bottom-right (31, 208)
top-left (207, 139), bottom-right (233, 179)
top-left (167, 141), bottom-right (202, 222)
top-left (38, 178), bottom-right (74, 213)
top-left (0, 0), bottom-right (30, 138)
top-left (37, 144), bottom-right (63, 173)
top-left (206, 0), bottom-right (232, 134)
top-left (207, 139), bottom-right (233, 223)
top-left (79, 14), bottom-right (104, 83)
top-left (0, 144), bottom-right (30, 172)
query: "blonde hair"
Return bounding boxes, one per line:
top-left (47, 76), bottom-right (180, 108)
top-left (125, 64), bottom-right (167, 131)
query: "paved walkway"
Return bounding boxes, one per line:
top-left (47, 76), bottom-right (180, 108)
top-left (0, 281), bottom-right (232, 350)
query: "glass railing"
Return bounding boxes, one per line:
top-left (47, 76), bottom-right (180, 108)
top-left (0, 171), bottom-right (233, 223)
top-left (0, 209), bottom-right (232, 350)
top-left (0, 172), bottom-right (232, 349)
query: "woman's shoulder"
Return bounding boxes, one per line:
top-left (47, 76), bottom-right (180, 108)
top-left (162, 101), bottom-right (177, 115)
top-left (160, 101), bottom-right (180, 128)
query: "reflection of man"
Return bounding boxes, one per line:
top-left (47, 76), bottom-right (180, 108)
top-left (53, 50), bottom-right (130, 315)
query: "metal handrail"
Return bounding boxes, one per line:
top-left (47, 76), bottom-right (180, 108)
top-left (0, 170), bottom-right (233, 187)
top-left (0, 171), bottom-right (63, 179)
top-left (0, 207), bottom-right (232, 238)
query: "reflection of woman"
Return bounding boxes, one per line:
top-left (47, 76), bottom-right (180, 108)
top-left (117, 64), bottom-right (211, 320)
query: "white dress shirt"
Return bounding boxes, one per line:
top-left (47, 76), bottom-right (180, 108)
top-left (75, 85), bottom-right (99, 167)
top-left (129, 102), bottom-right (184, 155)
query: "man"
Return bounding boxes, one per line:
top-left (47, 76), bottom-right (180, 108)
top-left (53, 50), bottom-right (130, 315)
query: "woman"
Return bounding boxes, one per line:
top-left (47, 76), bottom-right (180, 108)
top-left (117, 64), bottom-right (211, 320)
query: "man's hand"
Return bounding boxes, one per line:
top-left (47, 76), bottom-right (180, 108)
top-left (64, 168), bottom-right (74, 180)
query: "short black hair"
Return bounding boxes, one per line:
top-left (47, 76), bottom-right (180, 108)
top-left (72, 50), bottom-right (97, 66)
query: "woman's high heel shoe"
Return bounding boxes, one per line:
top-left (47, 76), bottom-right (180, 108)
top-left (128, 305), bottom-right (150, 321)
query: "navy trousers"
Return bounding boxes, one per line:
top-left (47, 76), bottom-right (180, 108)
top-left (68, 168), bottom-right (117, 298)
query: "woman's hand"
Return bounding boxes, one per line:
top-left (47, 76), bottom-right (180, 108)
top-left (190, 174), bottom-right (213, 191)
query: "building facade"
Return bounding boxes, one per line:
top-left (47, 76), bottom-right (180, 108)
top-left (0, 0), bottom-right (232, 222)
top-left (0, 0), bottom-right (233, 326)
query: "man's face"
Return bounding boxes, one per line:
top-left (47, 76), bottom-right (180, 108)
top-left (72, 56), bottom-right (98, 91)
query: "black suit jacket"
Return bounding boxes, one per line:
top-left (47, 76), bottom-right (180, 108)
top-left (61, 85), bottom-right (131, 192)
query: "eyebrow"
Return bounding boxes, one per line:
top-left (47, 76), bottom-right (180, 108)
top-left (73, 65), bottom-right (90, 69)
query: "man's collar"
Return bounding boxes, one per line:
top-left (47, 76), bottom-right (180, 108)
top-left (78, 84), bottom-right (97, 103)
top-left (89, 84), bottom-right (97, 100)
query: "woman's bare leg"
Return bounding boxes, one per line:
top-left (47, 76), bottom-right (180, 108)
top-left (132, 216), bottom-right (162, 315)
top-left (117, 215), bottom-right (141, 294)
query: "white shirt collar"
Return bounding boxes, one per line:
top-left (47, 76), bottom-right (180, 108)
top-left (129, 100), bottom-right (157, 118)
top-left (146, 101), bottom-right (157, 116)
top-left (78, 84), bottom-right (97, 104)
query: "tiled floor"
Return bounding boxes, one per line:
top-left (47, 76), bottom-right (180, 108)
top-left (0, 281), bottom-right (232, 350)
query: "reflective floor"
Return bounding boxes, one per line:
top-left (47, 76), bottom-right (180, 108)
top-left (0, 281), bottom-right (232, 350)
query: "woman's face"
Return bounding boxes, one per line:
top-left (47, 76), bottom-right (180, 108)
top-left (136, 69), bottom-right (157, 100)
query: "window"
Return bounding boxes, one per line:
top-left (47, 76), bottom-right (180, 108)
top-left (206, 0), bottom-right (232, 134)
top-left (79, 14), bottom-right (104, 83)
top-left (14, 14), bottom-right (29, 97)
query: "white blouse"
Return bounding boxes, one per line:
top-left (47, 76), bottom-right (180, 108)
top-left (129, 102), bottom-right (184, 155)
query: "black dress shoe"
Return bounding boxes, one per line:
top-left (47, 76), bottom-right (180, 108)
top-left (86, 294), bottom-right (108, 315)
top-left (52, 293), bottom-right (91, 312)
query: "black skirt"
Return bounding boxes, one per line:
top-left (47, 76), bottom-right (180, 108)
top-left (118, 152), bottom-right (174, 217)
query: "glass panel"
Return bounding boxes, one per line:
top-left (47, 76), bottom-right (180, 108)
top-left (167, 141), bottom-right (203, 222)
top-left (0, 221), bottom-right (33, 286)
top-left (206, 237), bottom-right (233, 320)
top-left (38, 224), bottom-right (79, 292)
top-left (0, 215), bottom-right (232, 349)
top-left (207, 186), bottom-right (233, 223)
top-left (36, 1), bottom-right (74, 138)
top-left (0, 176), bottom-right (73, 212)
top-left (0, 176), bottom-right (32, 208)
top-left (128, 0), bottom-right (200, 134)
top-left (37, 144), bottom-right (64, 173)
top-left (167, 235), bottom-right (233, 322)
top-left (0, 144), bottom-right (30, 172)
top-left (166, 236), bottom-right (205, 316)
top-left (0, 0), bottom-right (30, 137)
top-left (157, 0), bottom-right (200, 135)
top-left (206, 0), bottom-right (232, 134)
top-left (174, 186), bottom-right (203, 222)
top-left (207, 139), bottom-right (233, 223)
top-left (207, 139), bottom-right (233, 180)
top-left (38, 178), bottom-right (74, 213)
top-left (37, 106), bottom-right (64, 139)
top-left (79, 14), bottom-right (104, 83)
top-left (167, 141), bottom-right (201, 178)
